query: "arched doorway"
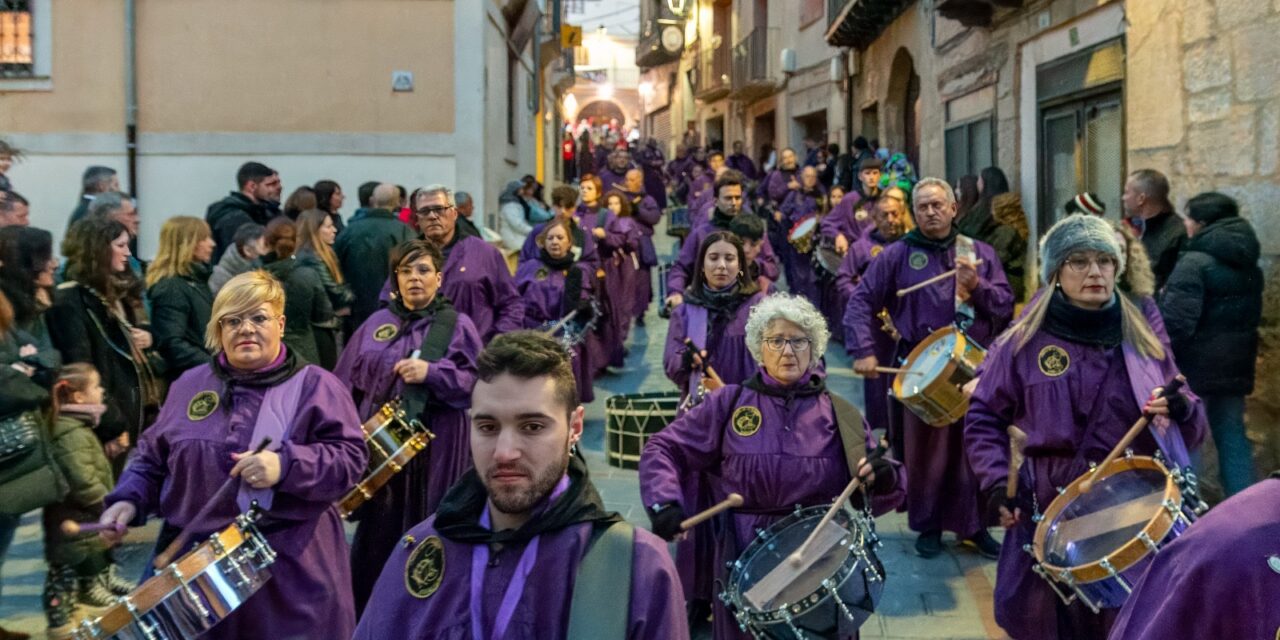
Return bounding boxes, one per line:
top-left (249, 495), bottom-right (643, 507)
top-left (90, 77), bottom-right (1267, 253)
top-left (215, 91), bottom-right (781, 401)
top-left (885, 48), bottom-right (922, 168)
top-left (575, 99), bottom-right (627, 129)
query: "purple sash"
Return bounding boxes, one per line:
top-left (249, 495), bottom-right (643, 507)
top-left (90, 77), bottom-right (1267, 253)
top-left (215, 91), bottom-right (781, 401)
top-left (685, 304), bottom-right (709, 397)
top-left (1122, 344), bottom-right (1190, 468)
top-left (237, 367), bottom-right (312, 511)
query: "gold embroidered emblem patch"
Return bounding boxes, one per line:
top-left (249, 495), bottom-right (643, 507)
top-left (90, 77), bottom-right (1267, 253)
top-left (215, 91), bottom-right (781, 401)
top-left (404, 536), bottom-right (445, 599)
top-left (1038, 345), bottom-right (1070, 377)
top-left (373, 323), bottom-right (399, 342)
top-left (870, 244), bottom-right (884, 258)
top-left (908, 251), bottom-right (928, 270)
top-left (731, 406), bottom-right (762, 437)
top-left (187, 391), bottom-right (219, 421)
top-left (855, 208), bottom-right (868, 221)
top-left (535, 267), bottom-right (550, 281)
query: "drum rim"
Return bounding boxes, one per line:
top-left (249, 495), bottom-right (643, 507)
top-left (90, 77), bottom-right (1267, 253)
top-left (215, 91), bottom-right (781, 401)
top-left (724, 505), bottom-right (871, 620)
top-left (787, 215), bottom-right (818, 239)
top-left (1032, 455), bottom-right (1182, 583)
top-left (892, 327), bottom-right (981, 427)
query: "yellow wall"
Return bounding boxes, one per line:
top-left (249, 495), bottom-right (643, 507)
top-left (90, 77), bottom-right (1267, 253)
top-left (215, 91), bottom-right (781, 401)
top-left (138, 0), bottom-right (455, 133)
top-left (0, 0), bottom-right (126, 132)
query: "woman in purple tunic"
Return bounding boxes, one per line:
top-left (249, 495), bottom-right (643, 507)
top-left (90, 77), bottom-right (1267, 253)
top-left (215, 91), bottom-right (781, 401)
top-left (585, 183), bottom-right (640, 370)
top-left (779, 166), bottom-right (828, 306)
top-left (335, 239), bottom-right (484, 614)
top-left (965, 214), bottom-right (1206, 640)
top-left (99, 270), bottom-right (368, 639)
top-left (641, 293), bottom-right (906, 640)
top-left (515, 220), bottom-right (599, 403)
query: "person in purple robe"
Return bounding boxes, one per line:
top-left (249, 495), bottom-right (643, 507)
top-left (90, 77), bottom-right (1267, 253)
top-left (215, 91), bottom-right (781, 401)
top-left (597, 148), bottom-right (633, 195)
top-left (729, 213), bottom-right (780, 293)
top-left (574, 175), bottom-right (639, 371)
top-left (836, 189), bottom-right (906, 438)
top-left (641, 293), bottom-right (905, 640)
top-left (666, 143), bottom-right (694, 192)
top-left (520, 185), bottom-right (599, 265)
top-left (846, 177), bottom-right (1012, 559)
top-left (965, 213), bottom-right (1206, 640)
top-left (412, 185), bottom-right (523, 342)
top-left (335, 239), bottom-right (484, 614)
top-left (779, 165), bottom-right (828, 305)
top-left (353, 331), bottom-right (688, 640)
top-left (726, 140), bottom-right (758, 181)
top-left (601, 189), bottom-right (644, 341)
top-left (686, 150), bottom-right (725, 215)
top-left (822, 158), bottom-right (883, 256)
top-left (760, 148), bottom-right (802, 293)
top-left (665, 170), bottom-right (778, 310)
top-left (515, 220), bottom-right (598, 403)
top-left (636, 137), bottom-right (668, 208)
top-left (1108, 473), bottom-right (1280, 640)
top-left (99, 270), bottom-right (368, 640)
top-left (621, 169), bottom-right (662, 321)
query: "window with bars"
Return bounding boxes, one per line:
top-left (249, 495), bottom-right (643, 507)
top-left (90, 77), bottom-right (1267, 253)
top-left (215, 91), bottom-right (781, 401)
top-left (0, 0), bottom-right (33, 78)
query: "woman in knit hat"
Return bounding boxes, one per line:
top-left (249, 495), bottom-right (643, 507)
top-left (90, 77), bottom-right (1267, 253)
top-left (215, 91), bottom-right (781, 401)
top-left (963, 214), bottom-right (1207, 639)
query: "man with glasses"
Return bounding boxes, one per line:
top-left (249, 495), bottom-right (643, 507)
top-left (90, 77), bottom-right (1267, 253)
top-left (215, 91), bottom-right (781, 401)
top-left (411, 185), bottom-right (523, 343)
top-left (845, 177), bottom-right (1013, 560)
top-left (335, 183), bottom-right (417, 330)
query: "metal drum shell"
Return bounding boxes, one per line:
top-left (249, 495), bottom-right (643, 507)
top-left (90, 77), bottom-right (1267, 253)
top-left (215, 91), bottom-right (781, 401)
top-left (787, 216), bottom-right (818, 254)
top-left (891, 327), bottom-right (986, 427)
top-left (1032, 455), bottom-right (1185, 586)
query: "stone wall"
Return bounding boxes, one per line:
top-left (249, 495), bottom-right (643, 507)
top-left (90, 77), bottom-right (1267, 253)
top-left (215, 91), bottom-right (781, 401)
top-left (1127, 0), bottom-right (1280, 493)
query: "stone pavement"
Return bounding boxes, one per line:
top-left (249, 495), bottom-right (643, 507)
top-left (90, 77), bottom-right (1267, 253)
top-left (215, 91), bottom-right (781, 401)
top-left (0, 232), bottom-right (1005, 639)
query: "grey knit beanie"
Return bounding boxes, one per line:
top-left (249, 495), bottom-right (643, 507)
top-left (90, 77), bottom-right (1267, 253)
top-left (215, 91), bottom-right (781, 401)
top-left (1039, 214), bottom-right (1125, 285)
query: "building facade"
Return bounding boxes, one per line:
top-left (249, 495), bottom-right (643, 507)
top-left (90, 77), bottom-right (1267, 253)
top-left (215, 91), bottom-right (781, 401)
top-left (1, 0), bottom-right (546, 254)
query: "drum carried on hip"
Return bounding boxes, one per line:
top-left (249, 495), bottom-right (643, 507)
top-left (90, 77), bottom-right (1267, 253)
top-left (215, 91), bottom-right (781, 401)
top-left (1027, 453), bottom-right (1197, 612)
top-left (721, 504), bottom-right (884, 639)
top-left (604, 391), bottom-right (681, 470)
top-left (73, 509), bottom-right (275, 640)
top-left (812, 243), bottom-right (843, 281)
top-left (892, 326), bottom-right (986, 427)
top-left (338, 399), bottom-right (435, 518)
top-left (787, 216), bottom-right (818, 254)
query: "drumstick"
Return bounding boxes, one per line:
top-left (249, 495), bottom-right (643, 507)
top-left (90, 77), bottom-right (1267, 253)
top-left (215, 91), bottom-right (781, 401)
top-left (680, 493), bottom-right (743, 531)
top-left (154, 437), bottom-right (272, 568)
top-left (702, 365), bottom-right (725, 392)
top-left (543, 309), bottom-right (579, 337)
top-left (788, 476), bottom-right (864, 567)
top-left (1007, 426), bottom-right (1028, 500)
top-left (896, 259), bottom-right (984, 297)
top-left (61, 520), bottom-right (126, 536)
top-left (873, 366), bottom-right (923, 376)
top-left (1080, 378), bottom-right (1185, 494)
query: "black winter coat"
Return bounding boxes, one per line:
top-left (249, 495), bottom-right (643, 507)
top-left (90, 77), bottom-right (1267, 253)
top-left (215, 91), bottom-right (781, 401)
top-left (333, 209), bottom-right (416, 328)
top-left (206, 192), bottom-right (273, 263)
top-left (1140, 210), bottom-right (1187, 292)
top-left (259, 252), bottom-right (334, 367)
top-left (1160, 216), bottom-right (1263, 395)
top-left (147, 263), bottom-right (214, 381)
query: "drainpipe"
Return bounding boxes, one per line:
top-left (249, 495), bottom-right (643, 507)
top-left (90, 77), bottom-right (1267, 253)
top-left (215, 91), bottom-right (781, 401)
top-left (844, 49), bottom-right (854, 153)
top-left (124, 0), bottom-right (139, 197)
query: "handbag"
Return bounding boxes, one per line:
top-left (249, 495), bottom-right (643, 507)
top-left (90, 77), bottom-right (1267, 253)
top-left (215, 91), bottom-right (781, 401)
top-left (0, 410), bottom-right (69, 515)
top-left (0, 410), bottom-right (42, 465)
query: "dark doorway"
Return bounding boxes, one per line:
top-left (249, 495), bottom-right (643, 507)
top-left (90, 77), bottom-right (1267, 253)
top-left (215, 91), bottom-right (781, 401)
top-left (705, 114), bottom-right (725, 151)
top-left (861, 103), bottom-right (879, 144)
top-left (753, 109), bottom-right (776, 167)
top-left (886, 48), bottom-right (921, 167)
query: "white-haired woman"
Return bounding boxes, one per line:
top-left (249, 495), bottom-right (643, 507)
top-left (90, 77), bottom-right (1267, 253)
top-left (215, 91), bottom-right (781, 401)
top-left (964, 214), bottom-right (1206, 640)
top-left (98, 271), bottom-right (368, 639)
top-left (640, 293), bottom-right (905, 640)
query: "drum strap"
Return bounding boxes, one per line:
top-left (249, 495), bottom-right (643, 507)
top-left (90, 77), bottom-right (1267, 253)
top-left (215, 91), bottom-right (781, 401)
top-left (566, 521), bottom-right (634, 640)
top-left (399, 306), bottom-right (459, 420)
top-left (954, 235), bottom-right (977, 332)
top-left (828, 392), bottom-right (868, 479)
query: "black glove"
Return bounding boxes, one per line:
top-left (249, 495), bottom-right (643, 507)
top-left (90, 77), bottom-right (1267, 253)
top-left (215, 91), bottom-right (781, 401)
top-left (574, 300), bottom-right (595, 322)
top-left (681, 345), bottom-right (703, 372)
top-left (862, 456), bottom-right (896, 495)
top-left (648, 502), bottom-right (686, 541)
top-left (980, 483), bottom-right (1013, 528)
top-left (1164, 391), bottom-right (1191, 422)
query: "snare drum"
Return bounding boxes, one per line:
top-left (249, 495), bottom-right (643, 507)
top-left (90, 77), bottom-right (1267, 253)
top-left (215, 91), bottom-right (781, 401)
top-left (787, 216), bottom-right (818, 254)
top-left (812, 244), bottom-right (843, 280)
top-left (338, 400), bottom-right (434, 518)
top-left (721, 504), bottom-right (884, 639)
top-left (74, 510), bottom-right (275, 640)
top-left (892, 327), bottom-right (986, 427)
top-left (1029, 454), bottom-right (1196, 612)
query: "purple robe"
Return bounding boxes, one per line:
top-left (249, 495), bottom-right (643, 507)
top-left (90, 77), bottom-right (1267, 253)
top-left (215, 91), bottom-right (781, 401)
top-left (352, 514), bottom-right (688, 640)
top-left (640, 370), bottom-right (906, 640)
top-left (836, 230), bottom-right (897, 434)
top-left (598, 166), bottom-right (630, 195)
top-left (666, 211), bottom-right (779, 294)
top-left (515, 259), bottom-right (597, 403)
top-left (821, 189), bottom-right (875, 246)
top-left (636, 145), bottom-right (669, 208)
top-left (762, 167), bottom-right (798, 206)
top-left (779, 187), bottom-right (826, 304)
top-left (687, 173), bottom-right (716, 214)
top-left (334, 306), bottom-right (483, 613)
top-left (726, 153), bottom-right (758, 181)
top-left (625, 190), bottom-right (663, 316)
top-left (579, 204), bottom-right (642, 370)
top-left (105, 360), bottom-right (366, 640)
top-left (518, 219), bottom-right (599, 265)
top-left (844, 236), bottom-right (1013, 536)
top-left (440, 235), bottom-right (524, 342)
top-left (1108, 478), bottom-right (1280, 639)
top-left (964, 299), bottom-right (1205, 640)
top-left (692, 196), bottom-right (754, 230)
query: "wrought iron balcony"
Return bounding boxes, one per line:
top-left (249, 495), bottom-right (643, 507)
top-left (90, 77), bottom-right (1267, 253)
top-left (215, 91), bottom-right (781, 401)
top-left (731, 27), bottom-right (781, 102)
top-left (825, 0), bottom-right (914, 50)
top-left (692, 40), bottom-right (731, 101)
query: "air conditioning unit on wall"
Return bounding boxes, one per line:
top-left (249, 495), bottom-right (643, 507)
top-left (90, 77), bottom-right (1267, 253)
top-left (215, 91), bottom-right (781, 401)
top-left (780, 48), bottom-right (796, 73)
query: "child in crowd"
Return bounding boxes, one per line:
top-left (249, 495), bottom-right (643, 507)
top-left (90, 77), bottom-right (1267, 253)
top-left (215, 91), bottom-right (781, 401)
top-left (42, 364), bottom-right (133, 638)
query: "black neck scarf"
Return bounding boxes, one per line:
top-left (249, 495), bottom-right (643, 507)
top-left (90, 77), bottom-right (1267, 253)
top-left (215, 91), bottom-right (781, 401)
top-left (684, 281), bottom-right (751, 318)
top-left (211, 346), bottom-right (304, 388)
top-left (1044, 289), bottom-right (1123, 348)
top-left (539, 249), bottom-right (583, 315)
top-left (902, 227), bottom-right (959, 251)
top-left (710, 207), bottom-right (736, 230)
top-left (388, 292), bottom-right (452, 323)
top-left (743, 370), bottom-right (826, 399)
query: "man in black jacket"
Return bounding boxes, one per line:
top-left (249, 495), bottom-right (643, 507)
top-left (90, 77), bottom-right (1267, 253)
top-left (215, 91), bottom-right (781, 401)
top-left (1160, 192), bottom-right (1263, 496)
top-left (206, 162), bottom-right (282, 262)
top-left (334, 183), bottom-right (415, 331)
top-left (1122, 168), bottom-right (1185, 291)
top-left (69, 165), bottom-right (119, 227)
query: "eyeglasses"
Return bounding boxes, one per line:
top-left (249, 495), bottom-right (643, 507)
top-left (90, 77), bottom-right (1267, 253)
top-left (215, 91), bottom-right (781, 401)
top-left (415, 205), bottom-right (453, 219)
top-left (1064, 254), bottom-right (1118, 273)
top-left (218, 312), bottom-right (277, 331)
top-left (396, 264), bottom-right (437, 277)
top-left (763, 337), bottom-right (812, 352)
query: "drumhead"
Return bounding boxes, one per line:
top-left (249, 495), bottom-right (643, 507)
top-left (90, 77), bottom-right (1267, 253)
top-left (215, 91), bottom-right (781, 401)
top-left (901, 332), bottom-right (957, 394)
top-left (733, 507), bottom-right (863, 611)
top-left (788, 216), bottom-right (817, 240)
top-left (1042, 466), bottom-right (1168, 569)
